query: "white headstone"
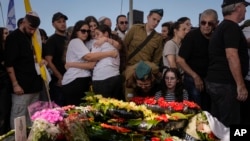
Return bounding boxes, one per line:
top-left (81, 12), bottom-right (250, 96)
top-left (14, 116), bottom-right (27, 141)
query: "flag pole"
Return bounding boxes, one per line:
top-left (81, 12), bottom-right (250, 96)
top-left (0, 1), bottom-right (5, 26)
top-left (129, 0), bottom-right (133, 29)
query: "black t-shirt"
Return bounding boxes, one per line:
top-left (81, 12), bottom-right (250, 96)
top-left (178, 28), bottom-right (210, 78)
top-left (206, 20), bottom-right (249, 84)
top-left (0, 44), bottom-right (7, 78)
top-left (4, 29), bottom-right (43, 93)
top-left (43, 33), bottom-right (67, 81)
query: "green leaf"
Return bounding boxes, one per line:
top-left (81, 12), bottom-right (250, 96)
top-left (170, 112), bottom-right (188, 120)
top-left (145, 120), bottom-right (160, 130)
top-left (128, 119), bottom-right (143, 126)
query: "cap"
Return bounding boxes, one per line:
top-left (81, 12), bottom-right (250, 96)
top-left (221, 0), bottom-right (250, 8)
top-left (25, 11), bottom-right (40, 28)
top-left (150, 9), bottom-right (164, 17)
top-left (240, 19), bottom-right (250, 28)
top-left (135, 61), bottom-right (152, 80)
top-left (52, 12), bottom-right (68, 23)
top-left (243, 19), bottom-right (250, 26)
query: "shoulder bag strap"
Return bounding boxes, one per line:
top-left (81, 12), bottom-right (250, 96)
top-left (127, 30), bottom-right (156, 61)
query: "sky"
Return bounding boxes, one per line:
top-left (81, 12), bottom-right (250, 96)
top-left (0, 0), bottom-right (249, 36)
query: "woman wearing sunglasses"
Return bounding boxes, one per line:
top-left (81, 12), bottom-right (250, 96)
top-left (62, 20), bottom-right (117, 106)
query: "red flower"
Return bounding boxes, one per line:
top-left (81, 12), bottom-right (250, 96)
top-left (155, 114), bottom-right (168, 122)
top-left (151, 137), bottom-right (161, 141)
top-left (164, 137), bottom-right (173, 141)
top-left (144, 97), bottom-right (157, 105)
top-left (131, 97), bottom-right (145, 105)
top-left (158, 99), bottom-right (169, 108)
top-left (183, 100), bottom-right (200, 109)
top-left (171, 102), bottom-right (184, 111)
top-left (208, 132), bottom-right (216, 139)
top-left (100, 123), bottom-right (131, 133)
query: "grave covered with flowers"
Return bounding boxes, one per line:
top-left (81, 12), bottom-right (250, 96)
top-left (0, 93), bottom-right (228, 141)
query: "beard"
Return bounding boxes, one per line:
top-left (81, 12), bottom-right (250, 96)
top-left (118, 27), bottom-right (126, 33)
top-left (57, 29), bottom-right (66, 34)
top-left (23, 27), bottom-right (33, 37)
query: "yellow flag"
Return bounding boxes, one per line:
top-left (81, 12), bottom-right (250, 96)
top-left (24, 0), bottom-right (50, 84)
top-left (24, 0), bottom-right (32, 12)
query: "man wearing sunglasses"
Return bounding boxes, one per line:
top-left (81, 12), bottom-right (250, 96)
top-left (205, 0), bottom-right (249, 127)
top-left (176, 9), bottom-right (219, 112)
top-left (115, 14), bottom-right (128, 40)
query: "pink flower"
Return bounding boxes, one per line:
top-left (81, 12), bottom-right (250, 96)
top-left (31, 108), bottom-right (64, 124)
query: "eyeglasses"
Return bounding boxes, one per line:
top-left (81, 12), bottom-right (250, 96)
top-left (79, 29), bottom-right (90, 34)
top-left (119, 21), bottom-right (128, 25)
top-left (165, 77), bottom-right (177, 81)
top-left (200, 21), bottom-right (214, 27)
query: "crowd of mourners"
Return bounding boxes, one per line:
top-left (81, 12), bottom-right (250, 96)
top-left (0, 0), bottom-right (250, 137)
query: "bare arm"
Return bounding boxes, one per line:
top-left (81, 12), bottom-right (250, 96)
top-left (176, 56), bottom-right (204, 91)
top-left (45, 56), bottom-right (63, 86)
top-left (6, 67), bottom-right (24, 95)
top-left (65, 62), bottom-right (96, 70)
top-left (226, 48), bottom-right (248, 101)
top-left (83, 50), bottom-right (117, 62)
top-left (166, 54), bottom-right (177, 68)
top-left (94, 37), bottom-right (121, 50)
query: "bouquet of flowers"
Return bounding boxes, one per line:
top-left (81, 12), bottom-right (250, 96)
top-left (184, 111), bottom-right (220, 141)
top-left (131, 96), bottom-right (201, 114)
top-left (196, 112), bottom-right (219, 141)
top-left (27, 108), bottom-right (64, 141)
top-left (27, 105), bottom-right (92, 141)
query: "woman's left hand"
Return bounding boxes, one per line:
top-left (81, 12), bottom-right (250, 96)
top-left (94, 37), bottom-right (107, 47)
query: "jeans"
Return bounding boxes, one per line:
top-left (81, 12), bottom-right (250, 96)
top-left (10, 93), bottom-right (40, 129)
top-left (205, 81), bottom-right (240, 127)
top-left (183, 74), bottom-right (211, 111)
top-left (241, 80), bottom-right (250, 124)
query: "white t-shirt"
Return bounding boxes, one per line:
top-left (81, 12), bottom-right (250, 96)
top-left (92, 41), bottom-right (120, 80)
top-left (117, 30), bottom-right (126, 40)
top-left (85, 39), bottom-right (95, 51)
top-left (162, 40), bottom-right (180, 68)
top-left (62, 38), bottom-right (91, 85)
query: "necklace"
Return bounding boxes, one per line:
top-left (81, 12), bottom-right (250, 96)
top-left (171, 39), bottom-right (181, 48)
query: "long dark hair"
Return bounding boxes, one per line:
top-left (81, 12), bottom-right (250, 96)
top-left (70, 20), bottom-right (89, 41)
top-left (62, 20), bottom-right (89, 63)
top-left (161, 67), bottom-right (184, 102)
top-left (84, 16), bottom-right (99, 40)
top-left (168, 20), bottom-right (185, 40)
